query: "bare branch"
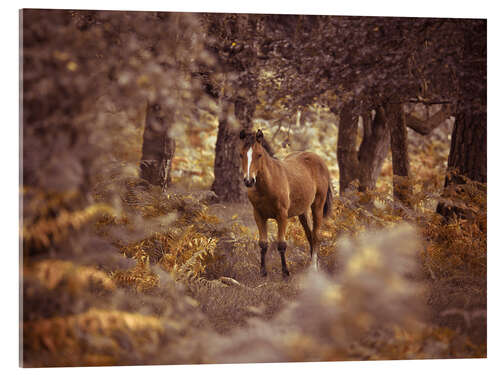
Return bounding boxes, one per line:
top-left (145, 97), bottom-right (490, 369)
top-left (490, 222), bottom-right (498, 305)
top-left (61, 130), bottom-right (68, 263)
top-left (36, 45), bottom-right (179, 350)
top-left (405, 105), bottom-right (452, 135)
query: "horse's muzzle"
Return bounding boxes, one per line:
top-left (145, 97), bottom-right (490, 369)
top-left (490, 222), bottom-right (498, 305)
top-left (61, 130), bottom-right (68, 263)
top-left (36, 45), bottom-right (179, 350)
top-left (244, 177), bottom-right (256, 187)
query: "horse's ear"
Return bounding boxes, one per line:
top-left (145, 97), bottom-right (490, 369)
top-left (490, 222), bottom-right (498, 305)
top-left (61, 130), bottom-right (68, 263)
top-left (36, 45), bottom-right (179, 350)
top-left (239, 130), bottom-right (246, 140)
top-left (256, 129), bottom-right (264, 143)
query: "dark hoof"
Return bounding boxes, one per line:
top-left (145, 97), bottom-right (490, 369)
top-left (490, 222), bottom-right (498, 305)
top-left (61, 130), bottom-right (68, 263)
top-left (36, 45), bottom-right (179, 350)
top-left (282, 270), bottom-right (290, 278)
top-left (260, 269), bottom-right (267, 277)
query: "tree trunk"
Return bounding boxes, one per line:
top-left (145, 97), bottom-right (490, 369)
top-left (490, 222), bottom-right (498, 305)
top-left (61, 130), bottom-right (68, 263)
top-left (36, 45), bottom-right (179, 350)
top-left (357, 107), bottom-right (390, 192)
top-left (436, 110), bottom-right (486, 218)
top-left (443, 109), bottom-right (486, 184)
top-left (337, 103), bottom-right (390, 195)
top-left (140, 101), bottom-right (175, 191)
top-left (211, 99), bottom-right (254, 202)
top-left (337, 101), bottom-right (359, 194)
top-left (386, 100), bottom-right (412, 206)
top-left (436, 21), bottom-right (486, 218)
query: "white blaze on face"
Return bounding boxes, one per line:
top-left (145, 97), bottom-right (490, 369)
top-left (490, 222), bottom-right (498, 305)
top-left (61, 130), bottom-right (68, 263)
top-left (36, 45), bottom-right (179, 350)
top-left (246, 146), bottom-right (253, 179)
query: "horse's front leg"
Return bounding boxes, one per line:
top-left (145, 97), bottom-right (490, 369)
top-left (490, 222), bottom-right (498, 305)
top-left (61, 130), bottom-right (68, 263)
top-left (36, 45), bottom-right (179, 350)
top-left (253, 209), bottom-right (268, 277)
top-left (276, 212), bottom-right (290, 278)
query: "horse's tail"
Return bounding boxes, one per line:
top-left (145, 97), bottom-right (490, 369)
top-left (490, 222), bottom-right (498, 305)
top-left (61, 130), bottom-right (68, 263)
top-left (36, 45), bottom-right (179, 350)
top-left (323, 182), bottom-right (333, 218)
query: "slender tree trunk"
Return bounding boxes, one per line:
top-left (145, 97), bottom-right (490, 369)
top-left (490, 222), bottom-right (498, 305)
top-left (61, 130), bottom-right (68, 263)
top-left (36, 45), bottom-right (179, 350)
top-left (140, 101), bottom-right (175, 191)
top-left (337, 102), bottom-right (359, 194)
top-left (386, 100), bottom-right (412, 206)
top-left (337, 103), bottom-right (390, 195)
top-left (436, 21), bottom-right (486, 218)
top-left (357, 107), bottom-right (390, 192)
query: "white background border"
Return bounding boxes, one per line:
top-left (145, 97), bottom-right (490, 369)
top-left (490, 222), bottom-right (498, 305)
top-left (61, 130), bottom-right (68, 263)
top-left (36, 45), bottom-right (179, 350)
top-left (4, 1), bottom-right (498, 374)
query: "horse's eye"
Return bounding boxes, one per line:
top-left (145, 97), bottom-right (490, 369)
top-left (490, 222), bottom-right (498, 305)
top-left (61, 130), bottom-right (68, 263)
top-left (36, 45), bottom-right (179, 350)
top-left (257, 154), bottom-right (262, 158)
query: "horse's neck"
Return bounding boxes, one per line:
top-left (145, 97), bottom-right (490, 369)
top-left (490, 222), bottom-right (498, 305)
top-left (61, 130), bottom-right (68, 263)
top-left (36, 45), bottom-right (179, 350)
top-left (256, 153), bottom-right (280, 193)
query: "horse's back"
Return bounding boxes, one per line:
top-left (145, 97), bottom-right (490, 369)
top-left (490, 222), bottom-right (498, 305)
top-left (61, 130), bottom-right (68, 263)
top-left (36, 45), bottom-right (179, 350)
top-left (283, 151), bottom-right (329, 181)
top-left (281, 151), bottom-right (330, 217)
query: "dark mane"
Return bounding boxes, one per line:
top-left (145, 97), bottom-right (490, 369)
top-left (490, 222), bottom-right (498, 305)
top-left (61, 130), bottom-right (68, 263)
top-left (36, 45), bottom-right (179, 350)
top-left (261, 138), bottom-right (276, 158)
top-left (242, 132), bottom-right (276, 158)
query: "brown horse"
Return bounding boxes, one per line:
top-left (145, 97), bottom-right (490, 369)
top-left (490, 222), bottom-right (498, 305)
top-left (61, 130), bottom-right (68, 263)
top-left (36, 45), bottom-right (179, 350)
top-left (239, 129), bottom-right (333, 277)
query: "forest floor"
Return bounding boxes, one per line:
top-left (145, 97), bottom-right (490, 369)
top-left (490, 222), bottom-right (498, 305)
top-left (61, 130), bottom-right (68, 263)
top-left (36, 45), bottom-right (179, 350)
top-left (174, 196), bottom-right (321, 334)
top-left (21, 170), bottom-right (487, 366)
top-left (22, 113), bottom-right (486, 366)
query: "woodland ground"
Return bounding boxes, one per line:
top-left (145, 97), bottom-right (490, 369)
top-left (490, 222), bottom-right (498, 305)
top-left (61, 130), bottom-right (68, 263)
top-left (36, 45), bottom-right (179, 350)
top-left (22, 108), bottom-right (486, 366)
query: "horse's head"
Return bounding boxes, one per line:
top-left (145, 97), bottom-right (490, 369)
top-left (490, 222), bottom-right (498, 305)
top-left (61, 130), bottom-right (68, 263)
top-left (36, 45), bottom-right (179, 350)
top-left (239, 129), bottom-right (266, 188)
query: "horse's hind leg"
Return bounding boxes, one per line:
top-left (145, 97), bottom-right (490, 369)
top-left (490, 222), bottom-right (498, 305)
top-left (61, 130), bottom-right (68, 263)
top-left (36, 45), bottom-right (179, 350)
top-left (310, 200), bottom-right (325, 271)
top-left (253, 209), bottom-right (268, 277)
top-left (277, 213), bottom-right (290, 277)
top-left (299, 213), bottom-right (313, 255)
